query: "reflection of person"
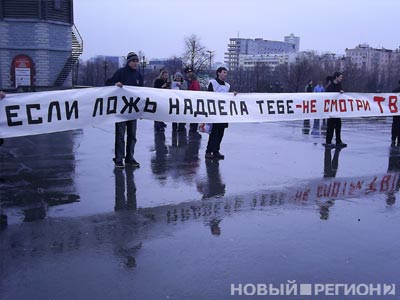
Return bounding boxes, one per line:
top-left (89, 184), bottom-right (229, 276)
top-left (209, 218), bottom-right (222, 236)
top-left (151, 130), bottom-right (201, 182)
top-left (114, 167), bottom-right (137, 211)
top-left (198, 159), bottom-right (226, 199)
top-left (386, 146), bottom-right (400, 206)
top-left (23, 205), bottom-right (46, 222)
top-left (151, 131), bottom-right (168, 179)
top-left (325, 72), bottom-right (347, 149)
top-left (107, 52), bottom-right (142, 168)
top-left (206, 67), bottom-right (231, 159)
top-left (324, 148), bottom-right (341, 178)
top-left (320, 148), bottom-right (342, 220)
top-left (0, 212), bottom-right (6, 230)
top-left (391, 80), bottom-right (400, 146)
top-left (302, 119), bottom-right (310, 135)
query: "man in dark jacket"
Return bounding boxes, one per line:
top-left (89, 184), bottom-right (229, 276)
top-left (305, 80), bottom-right (313, 92)
top-left (391, 80), bottom-right (400, 146)
top-left (325, 72), bottom-right (347, 149)
top-left (107, 52), bottom-right (143, 168)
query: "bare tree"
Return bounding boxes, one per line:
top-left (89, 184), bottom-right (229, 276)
top-left (182, 34), bottom-right (210, 72)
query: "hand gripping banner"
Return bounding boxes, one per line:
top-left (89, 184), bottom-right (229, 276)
top-left (0, 86), bottom-right (399, 138)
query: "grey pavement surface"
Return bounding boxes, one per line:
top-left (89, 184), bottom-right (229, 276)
top-left (0, 118), bottom-right (399, 300)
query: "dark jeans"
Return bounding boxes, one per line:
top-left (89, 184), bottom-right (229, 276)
top-left (206, 123), bottom-right (226, 153)
top-left (172, 122), bottom-right (186, 131)
top-left (326, 118), bottom-right (342, 144)
top-left (391, 116), bottom-right (400, 142)
top-left (115, 120), bottom-right (137, 163)
top-left (189, 123), bottom-right (198, 132)
top-left (154, 121), bottom-right (166, 131)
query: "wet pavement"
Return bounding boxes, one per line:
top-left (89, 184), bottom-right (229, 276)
top-left (0, 118), bottom-right (399, 300)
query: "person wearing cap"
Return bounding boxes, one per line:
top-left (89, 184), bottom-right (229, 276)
top-left (171, 72), bottom-right (187, 132)
top-left (107, 52), bottom-right (143, 168)
top-left (205, 67), bottom-right (231, 160)
top-left (184, 67), bottom-right (201, 133)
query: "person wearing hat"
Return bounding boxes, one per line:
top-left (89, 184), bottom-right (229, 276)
top-left (184, 67), bottom-right (201, 133)
top-left (107, 52), bottom-right (143, 168)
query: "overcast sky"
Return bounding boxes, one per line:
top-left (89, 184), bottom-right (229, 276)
top-left (74, 0), bottom-right (400, 63)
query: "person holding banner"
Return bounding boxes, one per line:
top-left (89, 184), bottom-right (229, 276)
top-left (205, 67), bottom-right (231, 160)
top-left (153, 70), bottom-right (170, 132)
top-left (170, 72), bottom-right (187, 132)
top-left (107, 52), bottom-right (143, 168)
top-left (184, 67), bottom-right (201, 133)
top-left (391, 80), bottom-right (400, 146)
top-left (325, 72), bottom-right (347, 149)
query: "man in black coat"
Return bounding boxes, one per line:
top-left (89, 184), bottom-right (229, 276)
top-left (107, 52), bottom-right (143, 168)
top-left (325, 72), bottom-right (347, 149)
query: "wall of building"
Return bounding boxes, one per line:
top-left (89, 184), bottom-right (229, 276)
top-left (0, 20), bottom-right (71, 89)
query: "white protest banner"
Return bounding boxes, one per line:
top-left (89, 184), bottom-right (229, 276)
top-left (0, 86), bottom-right (399, 138)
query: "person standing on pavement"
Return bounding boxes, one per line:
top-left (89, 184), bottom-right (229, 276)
top-left (107, 52), bottom-right (143, 168)
top-left (171, 72), bottom-right (187, 132)
top-left (205, 67), bottom-right (232, 160)
top-left (325, 72), bottom-right (347, 149)
top-left (184, 67), bottom-right (201, 133)
top-left (153, 70), bottom-right (170, 132)
top-left (391, 80), bottom-right (400, 146)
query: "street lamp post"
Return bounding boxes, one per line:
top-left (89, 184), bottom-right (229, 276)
top-left (104, 59), bottom-right (108, 85)
top-left (141, 55), bottom-right (146, 85)
top-left (206, 50), bottom-right (214, 73)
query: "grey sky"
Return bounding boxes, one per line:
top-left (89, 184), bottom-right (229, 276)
top-left (74, 0), bottom-right (400, 63)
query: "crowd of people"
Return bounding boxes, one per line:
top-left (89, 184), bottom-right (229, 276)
top-left (107, 51), bottom-right (234, 167)
top-left (1, 53), bottom-right (400, 168)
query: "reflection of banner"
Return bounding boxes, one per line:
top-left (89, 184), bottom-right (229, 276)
top-left (139, 172), bottom-right (400, 224)
top-left (1, 86), bottom-right (399, 138)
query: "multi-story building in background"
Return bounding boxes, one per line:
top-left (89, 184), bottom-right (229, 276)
top-left (238, 53), bottom-right (297, 70)
top-left (284, 34), bottom-right (300, 52)
top-left (0, 0), bottom-right (83, 90)
top-left (225, 34), bottom-right (300, 70)
top-left (345, 43), bottom-right (400, 71)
